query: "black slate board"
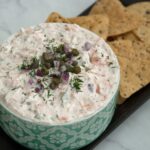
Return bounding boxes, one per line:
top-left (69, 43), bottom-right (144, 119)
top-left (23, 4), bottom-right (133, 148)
top-left (0, 0), bottom-right (150, 150)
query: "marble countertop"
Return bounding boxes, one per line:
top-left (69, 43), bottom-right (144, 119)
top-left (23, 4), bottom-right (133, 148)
top-left (0, 0), bottom-right (150, 150)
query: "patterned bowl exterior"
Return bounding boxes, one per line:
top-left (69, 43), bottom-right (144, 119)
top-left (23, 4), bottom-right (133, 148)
top-left (0, 90), bottom-right (118, 150)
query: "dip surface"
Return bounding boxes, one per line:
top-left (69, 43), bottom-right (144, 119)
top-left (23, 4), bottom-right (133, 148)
top-left (0, 23), bottom-right (119, 124)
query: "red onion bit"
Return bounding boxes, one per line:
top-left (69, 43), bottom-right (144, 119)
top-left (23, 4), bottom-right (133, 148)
top-left (84, 42), bottom-right (92, 51)
top-left (61, 72), bottom-right (69, 82)
top-left (35, 87), bottom-right (40, 93)
top-left (35, 81), bottom-right (44, 93)
top-left (28, 79), bottom-right (34, 85)
top-left (36, 69), bottom-right (43, 77)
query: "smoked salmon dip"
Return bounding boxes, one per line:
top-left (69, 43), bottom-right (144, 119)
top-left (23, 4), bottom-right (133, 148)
top-left (0, 23), bottom-right (119, 124)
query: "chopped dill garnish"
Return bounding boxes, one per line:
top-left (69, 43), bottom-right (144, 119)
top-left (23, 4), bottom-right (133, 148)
top-left (11, 87), bottom-right (20, 91)
top-left (49, 38), bottom-right (55, 43)
top-left (108, 62), bottom-right (113, 66)
top-left (19, 57), bottom-right (39, 70)
top-left (19, 59), bottom-right (28, 70)
top-left (29, 69), bottom-right (36, 77)
top-left (70, 77), bottom-right (83, 92)
top-left (47, 89), bottom-right (52, 98)
top-left (77, 56), bottom-right (81, 60)
top-left (101, 53), bottom-right (104, 57)
top-left (45, 38), bottom-right (56, 51)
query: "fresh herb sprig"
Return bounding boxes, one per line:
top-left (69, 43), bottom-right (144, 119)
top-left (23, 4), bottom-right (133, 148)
top-left (29, 69), bottom-right (36, 77)
top-left (19, 57), bottom-right (39, 70)
top-left (47, 89), bottom-right (52, 98)
top-left (70, 77), bottom-right (83, 92)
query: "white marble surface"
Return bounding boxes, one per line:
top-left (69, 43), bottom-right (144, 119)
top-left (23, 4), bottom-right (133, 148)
top-left (0, 0), bottom-right (150, 150)
top-left (94, 99), bottom-right (150, 150)
top-left (0, 0), bottom-right (96, 42)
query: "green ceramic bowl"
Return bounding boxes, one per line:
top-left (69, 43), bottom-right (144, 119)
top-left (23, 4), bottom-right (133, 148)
top-left (0, 89), bottom-right (119, 150)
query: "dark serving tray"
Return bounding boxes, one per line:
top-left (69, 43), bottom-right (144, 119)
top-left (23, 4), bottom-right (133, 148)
top-left (0, 0), bottom-right (150, 150)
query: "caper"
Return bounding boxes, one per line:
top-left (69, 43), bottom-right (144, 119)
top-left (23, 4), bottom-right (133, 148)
top-left (44, 62), bottom-right (51, 69)
top-left (72, 66), bottom-right (81, 74)
top-left (71, 49), bottom-right (79, 56)
top-left (49, 77), bottom-right (61, 89)
top-left (42, 52), bottom-right (53, 62)
top-left (72, 61), bottom-right (78, 66)
top-left (56, 44), bottom-right (64, 54)
top-left (49, 82), bottom-right (58, 90)
top-left (41, 67), bottom-right (49, 76)
top-left (52, 77), bottom-right (61, 85)
top-left (67, 66), bottom-right (74, 73)
top-left (41, 58), bottom-right (54, 69)
top-left (41, 55), bottom-right (53, 69)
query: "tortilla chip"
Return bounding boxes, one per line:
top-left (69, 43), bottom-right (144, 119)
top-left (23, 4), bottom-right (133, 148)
top-left (45, 12), bottom-right (70, 23)
top-left (120, 57), bottom-right (150, 100)
top-left (127, 2), bottom-right (150, 45)
top-left (119, 58), bottom-right (148, 101)
top-left (68, 15), bottom-right (109, 40)
top-left (46, 12), bottom-right (109, 40)
top-left (111, 32), bottom-right (150, 61)
top-left (133, 23), bottom-right (150, 45)
top-left (127, 2), bottom-right (150, 20)
top-left (109, 40), bottom-right (150, 102)
top-left (108, 40), bottom-right (135, 59)
top-left (89, 0), bottom-right (142, 36)
top-left (118, 56), bottom-right (141, 99)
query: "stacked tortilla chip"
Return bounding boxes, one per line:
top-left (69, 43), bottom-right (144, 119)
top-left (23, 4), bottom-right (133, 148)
top-left (45, 0), bottom-right (150, 104)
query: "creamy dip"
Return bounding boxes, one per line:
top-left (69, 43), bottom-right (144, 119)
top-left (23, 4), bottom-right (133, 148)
top-left (0, 23), bottom-right (119, 124)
